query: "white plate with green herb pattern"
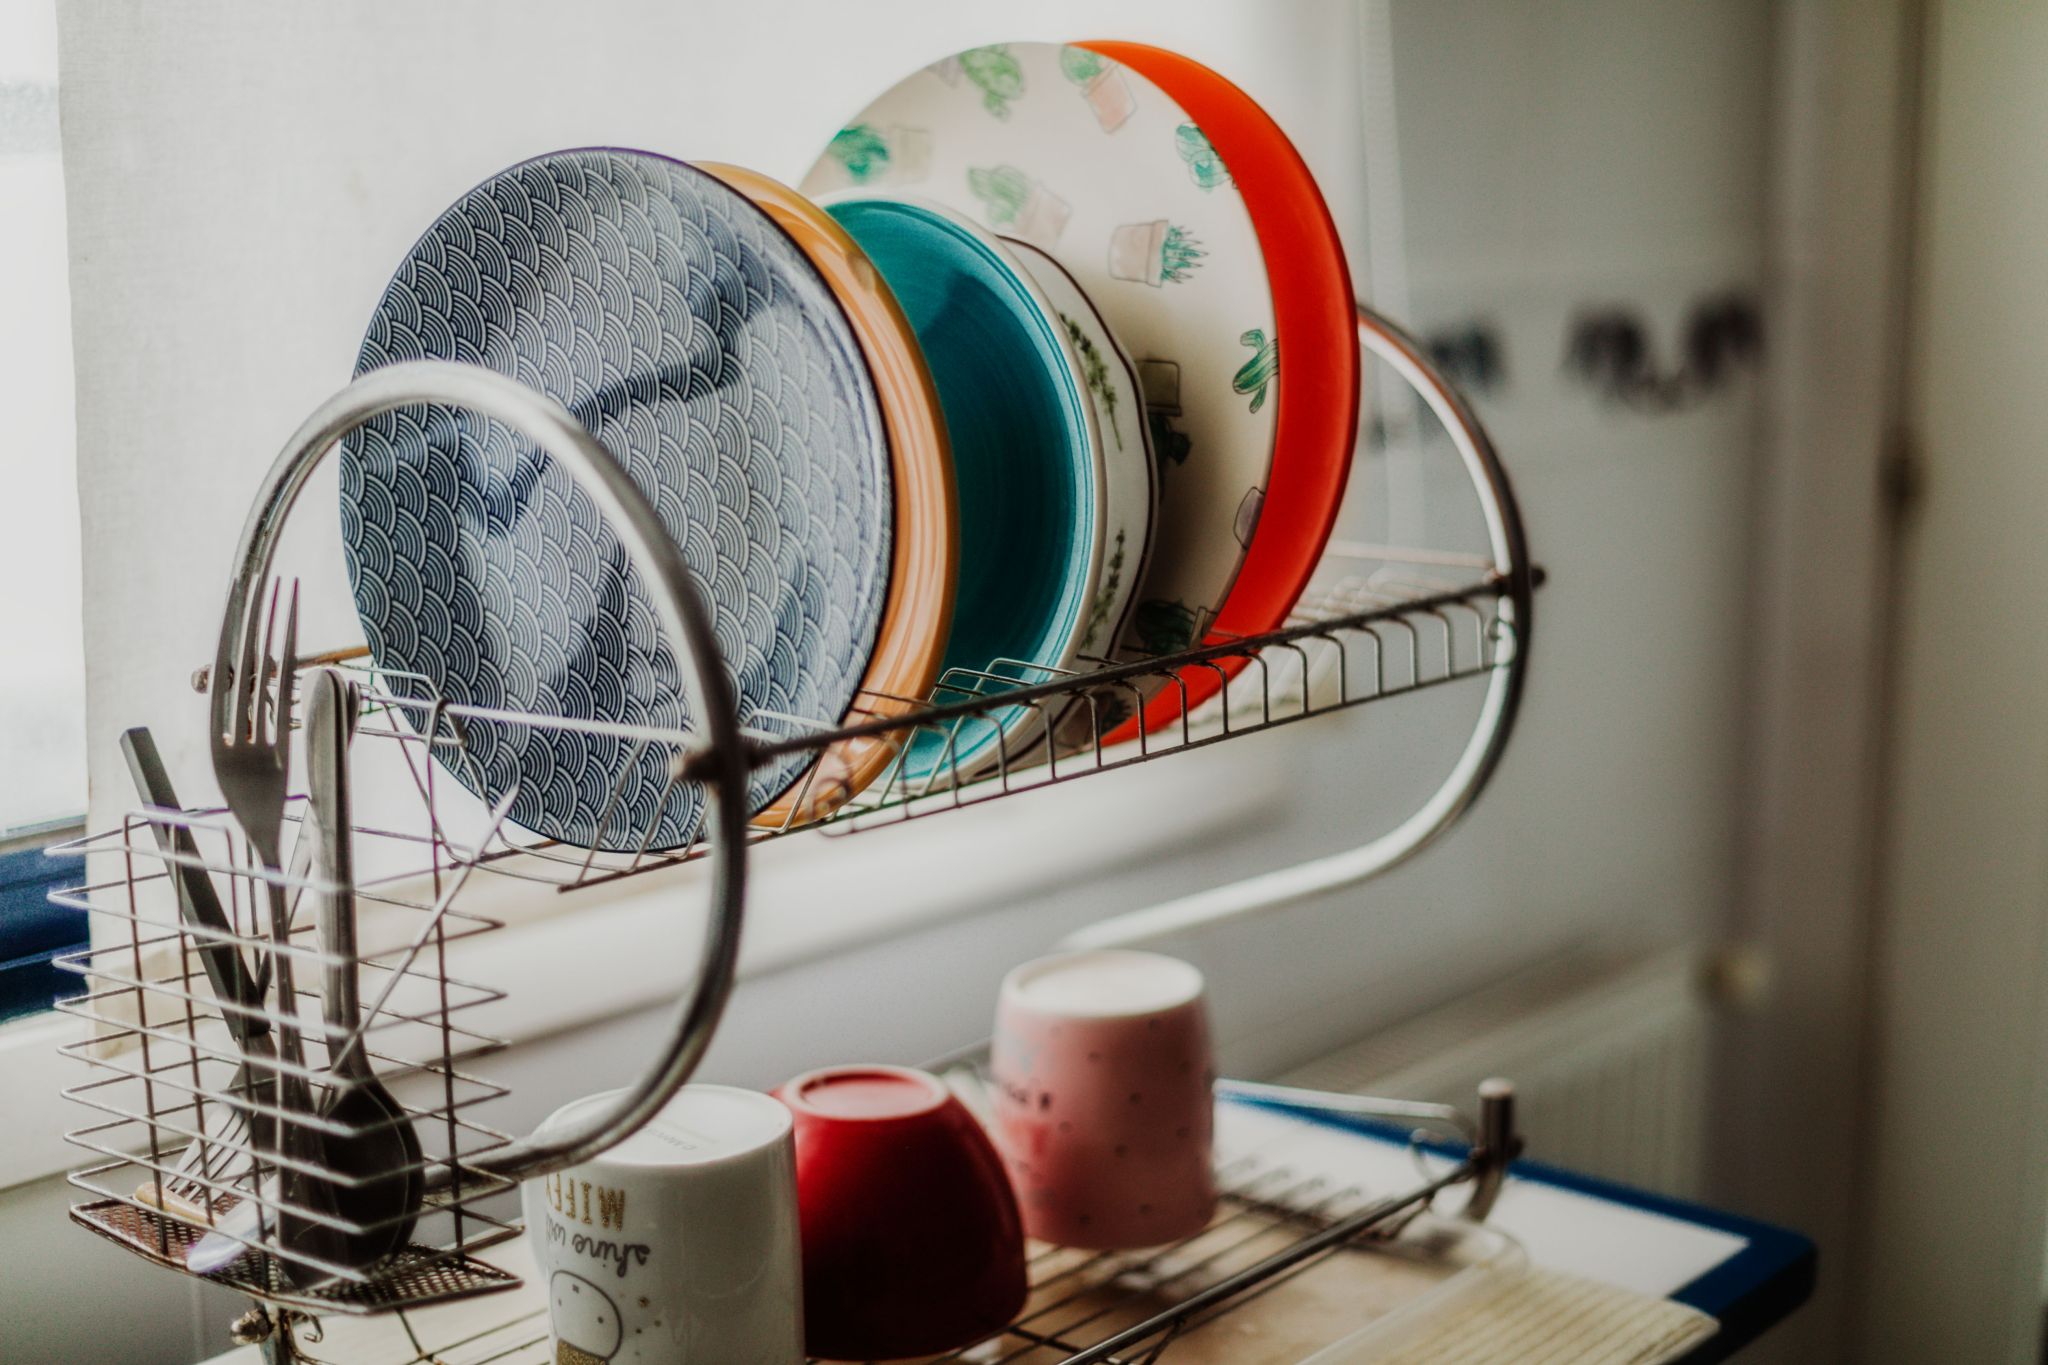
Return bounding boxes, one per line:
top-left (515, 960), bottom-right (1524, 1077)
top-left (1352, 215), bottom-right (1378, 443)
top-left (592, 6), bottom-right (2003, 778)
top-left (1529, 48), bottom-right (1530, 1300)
top-left (1000, 237), bottom-right (1158, 753)
top-left (803, 41), bottom-right (1277, 676)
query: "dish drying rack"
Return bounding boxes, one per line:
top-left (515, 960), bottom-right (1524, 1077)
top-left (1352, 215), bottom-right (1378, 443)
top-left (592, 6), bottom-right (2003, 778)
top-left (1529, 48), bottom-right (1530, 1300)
top-left (49, 305), bottom-right (1541, 1363)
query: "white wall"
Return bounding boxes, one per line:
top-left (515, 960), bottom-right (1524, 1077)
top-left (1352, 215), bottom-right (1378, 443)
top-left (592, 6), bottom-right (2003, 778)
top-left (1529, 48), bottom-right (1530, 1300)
top-left (1715, 4), bottom-right (1920, 1359)
top-left (16, 3), bottom-right (1777, 1359)
top-left (1855, 2), bottom-right (2048, 1358)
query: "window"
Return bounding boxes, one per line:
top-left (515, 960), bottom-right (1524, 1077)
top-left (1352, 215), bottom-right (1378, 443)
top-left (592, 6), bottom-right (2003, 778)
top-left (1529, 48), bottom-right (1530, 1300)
top-left (0, 844), bottom-right (79, 1023)
top-left (1, 0), bottom-right (87, 1020)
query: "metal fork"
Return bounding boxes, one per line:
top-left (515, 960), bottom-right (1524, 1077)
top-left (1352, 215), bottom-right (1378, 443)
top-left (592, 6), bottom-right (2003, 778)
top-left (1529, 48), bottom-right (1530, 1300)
top-left (143, 840), bottom-right (319, 1218)
top-left (206, 581), bottom-right (326, 1253)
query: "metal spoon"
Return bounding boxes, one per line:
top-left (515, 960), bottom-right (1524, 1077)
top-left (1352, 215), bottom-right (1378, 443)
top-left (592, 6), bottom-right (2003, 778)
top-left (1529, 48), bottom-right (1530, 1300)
top-left (299, 668), bottom-right (424, 1270)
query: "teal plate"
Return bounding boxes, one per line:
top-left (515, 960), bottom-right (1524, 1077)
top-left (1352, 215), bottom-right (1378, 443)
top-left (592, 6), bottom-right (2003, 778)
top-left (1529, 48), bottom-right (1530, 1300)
top-left (825, 196), bottom-right (1097, 785)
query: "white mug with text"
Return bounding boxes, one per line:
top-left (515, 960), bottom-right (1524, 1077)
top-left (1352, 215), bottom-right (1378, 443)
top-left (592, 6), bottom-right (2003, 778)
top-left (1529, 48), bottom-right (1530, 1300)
top-left (523, 1085), bottom-right (803, 1364)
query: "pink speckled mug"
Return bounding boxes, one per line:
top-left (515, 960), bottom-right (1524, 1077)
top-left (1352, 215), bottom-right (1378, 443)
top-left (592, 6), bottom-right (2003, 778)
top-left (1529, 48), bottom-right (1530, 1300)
top-left (990, 950), bottom-right (1217, 1249)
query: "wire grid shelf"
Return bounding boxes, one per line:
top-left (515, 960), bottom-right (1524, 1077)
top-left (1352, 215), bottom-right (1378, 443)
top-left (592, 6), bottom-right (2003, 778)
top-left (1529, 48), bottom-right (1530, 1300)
top-left (252, 547), bottom-right (1518, 905)
top-left (246, 1076), bottom-right (1518, 1365)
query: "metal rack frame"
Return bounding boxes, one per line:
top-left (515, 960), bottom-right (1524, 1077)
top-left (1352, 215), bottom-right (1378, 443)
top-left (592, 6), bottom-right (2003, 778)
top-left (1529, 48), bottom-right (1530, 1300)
top-left (50, 303), bottom-right (1540, 1362)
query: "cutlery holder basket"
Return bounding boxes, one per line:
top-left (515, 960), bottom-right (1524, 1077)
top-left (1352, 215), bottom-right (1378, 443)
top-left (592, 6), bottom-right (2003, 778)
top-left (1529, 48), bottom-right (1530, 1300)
top-left (55, 800), bottom-right (525, 1313)
top-left (47, 305), bottom-right (1538, 1359)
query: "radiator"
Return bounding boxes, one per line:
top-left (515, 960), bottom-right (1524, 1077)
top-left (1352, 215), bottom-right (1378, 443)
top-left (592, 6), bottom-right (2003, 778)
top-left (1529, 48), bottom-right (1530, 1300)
top-left (1277, 947), bottom-right (1712, 1198)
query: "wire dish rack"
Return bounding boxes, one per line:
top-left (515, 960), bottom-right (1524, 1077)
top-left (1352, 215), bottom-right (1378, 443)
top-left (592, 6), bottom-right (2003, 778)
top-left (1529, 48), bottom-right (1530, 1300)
top-left (48, 304), bottom-right (1541, 1363)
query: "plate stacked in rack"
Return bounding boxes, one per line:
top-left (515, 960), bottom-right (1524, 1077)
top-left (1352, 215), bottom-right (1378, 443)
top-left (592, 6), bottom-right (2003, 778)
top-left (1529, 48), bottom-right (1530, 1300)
top-left (340, 41), bottom-right (1362, 850)
top-left (341, 149), bottom-right (895, 852)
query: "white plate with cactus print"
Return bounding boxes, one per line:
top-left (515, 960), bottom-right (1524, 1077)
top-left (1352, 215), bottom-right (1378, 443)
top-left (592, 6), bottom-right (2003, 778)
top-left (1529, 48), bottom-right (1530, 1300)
top-left (803, 41), bottom-right (1278, 677)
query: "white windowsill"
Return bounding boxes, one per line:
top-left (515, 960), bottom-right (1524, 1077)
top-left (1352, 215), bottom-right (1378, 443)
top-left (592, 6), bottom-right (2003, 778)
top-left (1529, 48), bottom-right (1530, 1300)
top-left (0, 1011), bottom-right (81, 1191)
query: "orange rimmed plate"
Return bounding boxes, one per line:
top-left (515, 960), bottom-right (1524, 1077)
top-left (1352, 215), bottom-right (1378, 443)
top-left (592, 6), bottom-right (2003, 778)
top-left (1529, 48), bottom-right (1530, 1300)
top-left (700, 164), bottom-right (957, 826)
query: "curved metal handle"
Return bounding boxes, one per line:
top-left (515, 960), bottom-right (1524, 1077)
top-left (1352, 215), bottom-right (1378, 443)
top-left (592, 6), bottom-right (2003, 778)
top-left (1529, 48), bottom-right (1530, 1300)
top-left (208, 359), bottom-right (750, 1182)
top-left (1066, 302), bottom-right (1535, 949)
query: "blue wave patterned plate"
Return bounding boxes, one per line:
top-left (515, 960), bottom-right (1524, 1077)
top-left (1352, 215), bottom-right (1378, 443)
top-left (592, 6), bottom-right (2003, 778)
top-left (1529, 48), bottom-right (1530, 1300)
top-left (341, 149), bottom-right (892, 851)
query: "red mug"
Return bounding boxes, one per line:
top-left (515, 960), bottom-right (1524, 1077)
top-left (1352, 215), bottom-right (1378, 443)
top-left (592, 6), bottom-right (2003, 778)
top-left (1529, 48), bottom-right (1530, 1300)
top-left (775, 1065), bottom-right (1027, 1360)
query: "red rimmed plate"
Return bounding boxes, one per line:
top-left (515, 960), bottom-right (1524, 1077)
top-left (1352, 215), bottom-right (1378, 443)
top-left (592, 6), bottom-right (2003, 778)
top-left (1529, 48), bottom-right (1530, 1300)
top-left (1085, 42), bottom-right (1358, 736)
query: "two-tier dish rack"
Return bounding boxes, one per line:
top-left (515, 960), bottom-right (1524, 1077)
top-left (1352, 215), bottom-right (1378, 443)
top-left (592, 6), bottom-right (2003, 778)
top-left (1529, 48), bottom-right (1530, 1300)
top-left (50, 304), bottom-right (1541, 1363)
